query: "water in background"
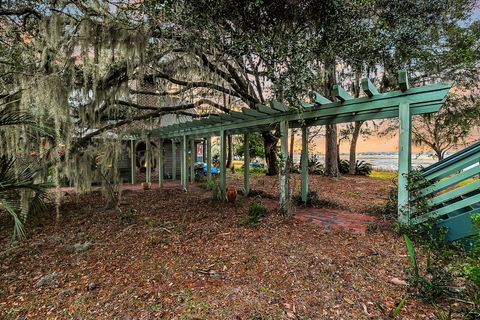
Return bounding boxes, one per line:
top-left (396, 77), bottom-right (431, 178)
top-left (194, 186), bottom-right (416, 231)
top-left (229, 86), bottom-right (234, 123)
top-left (292, 152), bottom-right (440, 171)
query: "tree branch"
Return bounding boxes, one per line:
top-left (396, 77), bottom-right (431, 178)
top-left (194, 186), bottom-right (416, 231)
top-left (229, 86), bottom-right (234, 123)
top-left (115, 98), bottom-right (230, 113)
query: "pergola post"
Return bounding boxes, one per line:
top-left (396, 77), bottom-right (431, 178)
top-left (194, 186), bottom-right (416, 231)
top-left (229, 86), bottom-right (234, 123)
top-left (130, 139), bottom-right (136, 184)
top-left (398, 102), bottom-right (411, 223)
top-left (158, 138), bottom-right (164, 188)
top-left (182, 135), bottom-right (188, 191)
top-left (243, 133), bottom-right (250, 196)
top-left (179, 137), bottom-right (183, 189)
top-left (145, 135), bottom-right (151, 184)
top-left (202, 139), bottom-right (206, 163)
top-left (220, 130), bottom-right (227, 200)
top-left (279, 120), bottom-right (289, 213)
top-left (190, 139), bottom-right (195, 183)
top-left (206, 137), bottom-right (212, 180)
top-left (171, 139), bottom-right (176, 181)
top-left (301, 126), bottom-right (309, 203)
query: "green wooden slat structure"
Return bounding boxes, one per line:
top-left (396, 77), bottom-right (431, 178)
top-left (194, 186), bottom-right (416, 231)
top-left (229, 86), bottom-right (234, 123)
top-left (411, 139), bottom-right (480, 241)
top-left (138, 70), bottom-right (453, 224)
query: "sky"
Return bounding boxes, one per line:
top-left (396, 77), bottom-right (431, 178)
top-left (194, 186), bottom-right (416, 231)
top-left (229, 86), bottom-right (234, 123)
top-left (313, 3), bottom-right (480, 154)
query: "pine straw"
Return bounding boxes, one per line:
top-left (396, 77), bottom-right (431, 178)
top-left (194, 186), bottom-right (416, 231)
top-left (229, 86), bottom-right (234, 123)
top-left (228, 173), bottom-right (393, 213)
top-left (0, 179), bottom-right (438, 319)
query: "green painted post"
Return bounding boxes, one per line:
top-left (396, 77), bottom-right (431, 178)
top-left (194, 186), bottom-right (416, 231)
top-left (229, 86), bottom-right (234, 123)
top-left (220, 130), bottom-right (227, 200)
top-left (206, 137), bottom-right (212, 180)
top-left (398, 102), bottom-right (411, 223)
top-left (183, 135), bottom-right (188, 191)
top-left (243, 133), bottom-right (250, 196)
top-left (145, 136), bottom-right (151, 184)
top-left (202, 139), bottom-right (206, 163)
top-left (130, 139), bottom-right (136, 184)
top-left (190, 139), bottom-right (195, 183)
top-left (179, 139), bottom-right (183, 186)
top-left (159, 139), bottom-right (164, 188)
top-left (301, 126), bottom-right (309, 203)
top-left (171, 139), bottom-right (176, 181)
top-left (279, 120), bottom-right (289, 213)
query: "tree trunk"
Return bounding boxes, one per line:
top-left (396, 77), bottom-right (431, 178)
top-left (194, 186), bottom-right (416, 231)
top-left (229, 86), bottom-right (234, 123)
top-left (324, 58), bottom-right (339, 177)
top-left (435, 148), bottom-right (444, 160)
top-left (349, 121), bottom-right (363, 174)
top-left (226, 134), bottom-right (233, 168)
top-left (325, 124), bottom-right (340, 177)
top-left (262, 131), bottom-right (278, 176)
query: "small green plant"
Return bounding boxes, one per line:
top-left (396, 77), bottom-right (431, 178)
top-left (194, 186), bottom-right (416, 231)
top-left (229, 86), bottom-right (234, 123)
top-left (403, 234), bottom-right (453, 304)
top-left (117, 207), bottom-right (135, 223)
top-left (368, 181), bottom-right (398, 219)
top-left (373, 294), bottom-right (408, 319)
top-left (247, 200), bottom-right (267, 226)
top-left (435, 305), bottom-right (452, 320)
top-left (292, 191), bottom-right (339, 208)
top-left (205, 177), bottom-right (222, 202)
top-left (388, 294), bottom-right (408, 318)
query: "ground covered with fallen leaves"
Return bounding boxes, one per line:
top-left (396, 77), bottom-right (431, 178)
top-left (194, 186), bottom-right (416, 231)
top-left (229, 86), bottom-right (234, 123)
top-left (0, 175), bottom-right (441, 319)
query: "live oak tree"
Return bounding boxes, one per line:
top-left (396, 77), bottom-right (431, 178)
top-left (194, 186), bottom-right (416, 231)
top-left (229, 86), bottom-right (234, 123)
top-left (0, 0), bottom-right (478, 235)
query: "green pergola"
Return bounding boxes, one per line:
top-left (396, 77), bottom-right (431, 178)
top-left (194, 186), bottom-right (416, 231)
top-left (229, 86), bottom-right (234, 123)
top-left (144, 71), bottom-right (451, 223)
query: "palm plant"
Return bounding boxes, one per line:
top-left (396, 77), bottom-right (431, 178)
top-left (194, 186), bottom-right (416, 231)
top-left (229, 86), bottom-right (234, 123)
top-left (0, 106), bottom-right (49, 240)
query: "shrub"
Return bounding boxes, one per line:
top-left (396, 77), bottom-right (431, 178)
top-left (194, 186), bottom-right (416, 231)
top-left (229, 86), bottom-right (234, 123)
top-left (368, 183), bottom-right (398, 219)
top-left (205, 177), bottom-right (222, 202)
top-left (292, 191), bottom-right (339, 208)
top-left (459, 213), bottom-right (480, 318)
top-left (339, 159), bottom-right (372, 175)
top-left (308, 155), bottom-right (324, 175)
top-left (403, 234), bottom-right (454, 304)
top-left (247, 200), bottom-right (267, 226)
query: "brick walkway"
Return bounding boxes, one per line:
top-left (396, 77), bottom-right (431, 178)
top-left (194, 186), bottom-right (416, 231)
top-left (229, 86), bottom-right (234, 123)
top-left (293, 207), bottom-right (375, 234)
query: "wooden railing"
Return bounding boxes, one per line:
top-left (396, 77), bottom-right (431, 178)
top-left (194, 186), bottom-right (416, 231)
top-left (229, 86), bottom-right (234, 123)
top-left (411, 140), bottom-right (480, 241)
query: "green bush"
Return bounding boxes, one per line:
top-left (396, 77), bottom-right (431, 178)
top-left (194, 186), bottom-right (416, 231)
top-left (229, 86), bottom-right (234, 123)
top-left (205, 177), bottom-right (222, 202)
top-left (339, 159), bottom-right (372, 175)
top-left (292, 191), bottom-right (339, 208)
top-left (308, 155), bottom-right (324, 175)
top-left (459, 213), bottom-right (480, 318)
top-left (247, 200), bottom-right (267, 226)
top-left (403, 234), bottom-right (454, 304)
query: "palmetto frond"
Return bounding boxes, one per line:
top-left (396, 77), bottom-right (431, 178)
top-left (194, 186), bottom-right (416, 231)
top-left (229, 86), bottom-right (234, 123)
top-left (0, 106), bottom-right (34, 127)
top-left (0, 155), bottom-right (49, 240)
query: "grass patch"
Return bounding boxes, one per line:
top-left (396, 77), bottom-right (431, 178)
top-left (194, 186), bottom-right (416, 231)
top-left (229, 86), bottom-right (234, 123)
top-left (369, 170), bottom-right (397, 180)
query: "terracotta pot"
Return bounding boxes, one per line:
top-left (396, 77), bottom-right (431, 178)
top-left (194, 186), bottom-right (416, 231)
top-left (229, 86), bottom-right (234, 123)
top-left (142, 182), bottom-right (151, 190)
top-left (226, 187), bottom-right (237, 203)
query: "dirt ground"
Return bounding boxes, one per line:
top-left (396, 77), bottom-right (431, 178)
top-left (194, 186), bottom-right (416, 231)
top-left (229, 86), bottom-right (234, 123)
top-left (0, 175), bottom-right (441, 319)
top-left (228, 173), bottom-right (393, 213)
